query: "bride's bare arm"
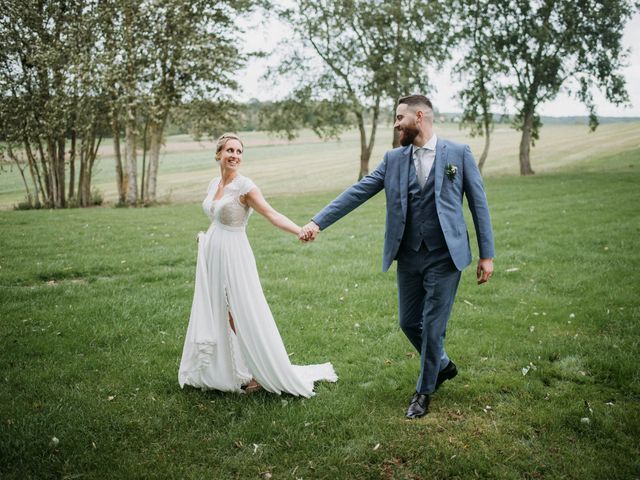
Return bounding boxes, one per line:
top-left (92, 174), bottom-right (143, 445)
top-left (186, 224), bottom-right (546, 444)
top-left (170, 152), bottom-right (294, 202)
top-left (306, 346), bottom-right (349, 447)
top-left (243, 188), bottom-right (300, 235)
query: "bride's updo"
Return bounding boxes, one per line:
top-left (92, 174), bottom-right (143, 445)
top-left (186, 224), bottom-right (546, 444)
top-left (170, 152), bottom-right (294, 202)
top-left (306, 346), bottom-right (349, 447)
top-left (215, 133), bottom-right (244, 162)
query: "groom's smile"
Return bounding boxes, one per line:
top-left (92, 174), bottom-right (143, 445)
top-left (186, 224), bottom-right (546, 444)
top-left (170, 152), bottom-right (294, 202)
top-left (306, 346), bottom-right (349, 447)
top-left (394, 103), bottom-right (421, 146)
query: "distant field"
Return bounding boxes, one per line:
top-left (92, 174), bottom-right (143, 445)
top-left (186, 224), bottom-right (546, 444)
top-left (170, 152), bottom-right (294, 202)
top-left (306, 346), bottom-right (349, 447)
top-left (1, 122), bottom-right (639, 208)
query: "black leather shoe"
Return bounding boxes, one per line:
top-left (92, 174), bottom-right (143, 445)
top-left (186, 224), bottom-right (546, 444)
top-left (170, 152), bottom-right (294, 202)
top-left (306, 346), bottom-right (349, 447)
top-left (436, 360), bottom-right (458, 390)
top-left (406, 393), bottom-right (430, 419)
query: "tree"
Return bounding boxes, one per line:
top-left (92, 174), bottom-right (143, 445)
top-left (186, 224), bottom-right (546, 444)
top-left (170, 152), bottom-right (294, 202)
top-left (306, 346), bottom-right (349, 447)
top-left (100, 0), bottom-right (252, 205)
top-left (1, 0), bottom-right (254, 208)
top-left (273, 0), bottom-right (452, 180)
top-left (452, 0), bottom-right (506, 173)
top-left (142, 0), bottom-right (251, 203)
top-left (489, 0), bottom-right (635, 175)
top-left (0, 0), bottom-right (106, 208)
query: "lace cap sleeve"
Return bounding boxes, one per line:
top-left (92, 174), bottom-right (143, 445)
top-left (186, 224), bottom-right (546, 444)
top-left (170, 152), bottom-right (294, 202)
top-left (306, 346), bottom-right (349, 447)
top-left (239, 176), bottom-right (257, 196)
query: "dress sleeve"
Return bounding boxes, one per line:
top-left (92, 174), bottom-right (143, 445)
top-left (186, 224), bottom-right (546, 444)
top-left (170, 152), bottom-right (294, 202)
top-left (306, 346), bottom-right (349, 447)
top-left (239, 176), bottom-right (257, 196)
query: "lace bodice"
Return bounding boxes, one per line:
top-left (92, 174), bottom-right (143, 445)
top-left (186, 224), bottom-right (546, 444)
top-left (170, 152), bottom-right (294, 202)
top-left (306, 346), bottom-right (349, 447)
top-left (202, 175), bottom-right (256, 227)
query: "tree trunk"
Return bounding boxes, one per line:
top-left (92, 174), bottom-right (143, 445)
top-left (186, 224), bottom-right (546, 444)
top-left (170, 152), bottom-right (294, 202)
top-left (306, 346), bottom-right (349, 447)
top-left (478, 119), bottom-right (491, 173)
top-left (69, 131), bottom-right (76, 199)
top-left (140, 118), bottom-right (149, 202)
top-left (125, 121), bottom-right (138, 205)
top-left (392, 128), bottom-right (400, 148)
top-left (391, 96), bottom-right (400, 148)
top-left (47, 140), bottom-right (61, 208)
top-left (146, 119), bottom-right (165, 203)
top-left (78, 136), bottom-right (88, 207)
top-left (57, 137), bottom-right (66, 207)
top-left (112, 117), bottom-right (125, 204)
top-left (79, 129), bottom-right (101, 206)
top-left (88, 135), bottom-right (102, 205)
top-left (518, 112), bottom-right (535, 175)
top-left (24, 140), bottom-right (43, 206)
top-left (355, 111), bottom-right (369, 180)
top-left (36, 140), bottom-right (51, 205)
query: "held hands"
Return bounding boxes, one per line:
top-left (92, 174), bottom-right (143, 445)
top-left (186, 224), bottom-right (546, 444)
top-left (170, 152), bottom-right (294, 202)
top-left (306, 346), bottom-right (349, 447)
top-left (476, 258), bottom-right (494, 285)
top-left (298, 221), bottom-right (320, 242)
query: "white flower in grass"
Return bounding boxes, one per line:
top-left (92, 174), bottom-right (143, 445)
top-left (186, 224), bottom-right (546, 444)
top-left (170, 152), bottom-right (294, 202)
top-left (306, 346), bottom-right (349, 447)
top-left (580, 417), bottom-right (591, 424)
top-left (50, 437), bottom-right (59, 447)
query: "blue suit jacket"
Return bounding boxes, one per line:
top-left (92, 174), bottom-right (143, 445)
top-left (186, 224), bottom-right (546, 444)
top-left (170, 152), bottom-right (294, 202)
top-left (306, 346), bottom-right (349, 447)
top-left (312, 138), bottom-right (495, 272)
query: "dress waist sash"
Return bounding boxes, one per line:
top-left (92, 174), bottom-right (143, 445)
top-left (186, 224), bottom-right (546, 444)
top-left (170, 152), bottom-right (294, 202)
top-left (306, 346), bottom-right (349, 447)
top-left (212, 221), bottom-right (245, 232)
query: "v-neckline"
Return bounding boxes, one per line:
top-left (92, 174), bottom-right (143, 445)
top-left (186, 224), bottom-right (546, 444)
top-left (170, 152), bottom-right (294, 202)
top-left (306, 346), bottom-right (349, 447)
top-left (213, 175), bottom-right (239, 201)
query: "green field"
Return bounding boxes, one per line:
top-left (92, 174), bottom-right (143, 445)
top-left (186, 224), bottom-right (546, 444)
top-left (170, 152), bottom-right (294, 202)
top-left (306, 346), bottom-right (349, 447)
top-left (1, 122), bottom-right (639, 207)
top-left (1, 128), bottom-right (639, 478)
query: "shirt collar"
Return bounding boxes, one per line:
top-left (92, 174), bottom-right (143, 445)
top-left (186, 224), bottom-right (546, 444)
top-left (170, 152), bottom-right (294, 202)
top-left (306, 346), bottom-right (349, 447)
top-left (414, 134), bottom-right (437, 153)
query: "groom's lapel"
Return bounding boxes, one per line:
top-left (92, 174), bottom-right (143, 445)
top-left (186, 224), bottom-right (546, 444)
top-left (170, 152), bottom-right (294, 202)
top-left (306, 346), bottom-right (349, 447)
top-left (399, 145), bottom-right (412, 216)
top-left (434, 140), bottom-right (447, 197)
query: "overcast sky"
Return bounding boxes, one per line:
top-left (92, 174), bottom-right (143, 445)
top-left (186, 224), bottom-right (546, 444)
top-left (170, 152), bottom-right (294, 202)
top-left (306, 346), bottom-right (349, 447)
top-left (238, 9), bottom-right (640, 117)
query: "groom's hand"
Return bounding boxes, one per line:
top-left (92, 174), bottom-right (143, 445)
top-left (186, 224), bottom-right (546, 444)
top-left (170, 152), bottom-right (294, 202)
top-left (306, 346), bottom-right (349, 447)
top-left (476, 258), bottom-right (494, 284)
top-left (299, 221), bottom-right (320, 242)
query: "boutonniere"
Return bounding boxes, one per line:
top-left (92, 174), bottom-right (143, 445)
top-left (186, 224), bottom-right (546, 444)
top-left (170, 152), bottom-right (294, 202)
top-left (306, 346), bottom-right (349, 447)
top-left (445, 163), bottom-right (458, 182)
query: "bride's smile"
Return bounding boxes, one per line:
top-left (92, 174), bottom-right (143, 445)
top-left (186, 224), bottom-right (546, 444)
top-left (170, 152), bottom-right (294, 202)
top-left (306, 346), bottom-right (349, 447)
top-left (218, 140), bottom-right (243, 170)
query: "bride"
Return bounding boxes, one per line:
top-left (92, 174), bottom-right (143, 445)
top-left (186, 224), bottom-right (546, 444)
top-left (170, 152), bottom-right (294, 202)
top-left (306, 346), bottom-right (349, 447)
top-left (178, 133), bottom-right (337, 397)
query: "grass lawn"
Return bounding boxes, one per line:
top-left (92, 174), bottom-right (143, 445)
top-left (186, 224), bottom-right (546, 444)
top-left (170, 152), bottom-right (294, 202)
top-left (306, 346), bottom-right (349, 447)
top-left (0, 145), bottom-right (639, 478)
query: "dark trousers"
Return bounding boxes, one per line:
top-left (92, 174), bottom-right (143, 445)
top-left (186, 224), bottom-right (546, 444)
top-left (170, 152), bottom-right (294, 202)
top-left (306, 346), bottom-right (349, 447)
top-left (396, 244), bottom-right (462, 394)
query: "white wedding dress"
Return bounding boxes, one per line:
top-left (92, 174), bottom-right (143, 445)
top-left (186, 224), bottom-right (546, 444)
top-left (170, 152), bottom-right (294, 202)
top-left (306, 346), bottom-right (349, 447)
top-left (178, 175), bottom-right (337, 397)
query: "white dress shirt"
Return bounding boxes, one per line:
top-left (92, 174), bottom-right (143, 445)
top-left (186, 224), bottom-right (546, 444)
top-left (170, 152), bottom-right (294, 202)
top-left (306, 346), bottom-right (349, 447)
top-left (413, 134), bottom-right (437, 187)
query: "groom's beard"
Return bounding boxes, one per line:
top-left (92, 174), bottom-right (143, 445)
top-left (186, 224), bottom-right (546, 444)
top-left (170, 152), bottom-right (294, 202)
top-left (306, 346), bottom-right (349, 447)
top-left (397, 124), bottom-right (419, 146)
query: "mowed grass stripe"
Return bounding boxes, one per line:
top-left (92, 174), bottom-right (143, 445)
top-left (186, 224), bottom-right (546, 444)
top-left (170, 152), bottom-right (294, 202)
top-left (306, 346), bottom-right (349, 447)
top-left (1, 123), bottom-right (639, 207)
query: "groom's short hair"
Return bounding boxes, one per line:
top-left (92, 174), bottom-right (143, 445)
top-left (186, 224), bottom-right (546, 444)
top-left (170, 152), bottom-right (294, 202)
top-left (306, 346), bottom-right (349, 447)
top-left (398, 95), bottom-right (434, 121)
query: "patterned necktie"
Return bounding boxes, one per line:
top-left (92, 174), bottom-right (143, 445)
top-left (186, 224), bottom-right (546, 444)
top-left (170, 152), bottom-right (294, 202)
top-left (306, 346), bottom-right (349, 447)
top-left (415, 148), bottom-right (426, 188)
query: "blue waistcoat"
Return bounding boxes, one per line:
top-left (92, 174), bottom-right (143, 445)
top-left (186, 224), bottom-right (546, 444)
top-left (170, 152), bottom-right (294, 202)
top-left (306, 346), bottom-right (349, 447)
top-left (401, 158), bottom-right (446, 252)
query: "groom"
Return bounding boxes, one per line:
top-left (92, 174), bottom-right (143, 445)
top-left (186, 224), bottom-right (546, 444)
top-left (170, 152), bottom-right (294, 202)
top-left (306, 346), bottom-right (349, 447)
top-left (301, 94), bottom-right (494, 419)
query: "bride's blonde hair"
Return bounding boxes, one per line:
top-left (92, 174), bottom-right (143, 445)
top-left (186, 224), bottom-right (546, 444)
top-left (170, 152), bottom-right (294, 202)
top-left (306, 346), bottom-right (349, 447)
top-left (215, 133), bottom-right (243, 162)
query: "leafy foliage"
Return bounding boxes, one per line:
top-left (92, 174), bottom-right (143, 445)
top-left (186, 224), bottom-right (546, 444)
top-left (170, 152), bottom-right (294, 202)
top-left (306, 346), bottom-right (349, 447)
top-left (271, 0), bottom-right (454, 178)
top-left (463, 0), bottom-right (636, 174)
top-left (0, 0), bottom-right (254, 207)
